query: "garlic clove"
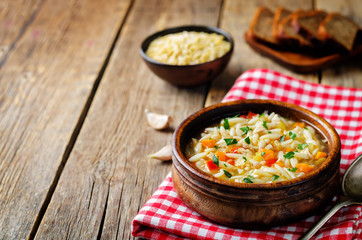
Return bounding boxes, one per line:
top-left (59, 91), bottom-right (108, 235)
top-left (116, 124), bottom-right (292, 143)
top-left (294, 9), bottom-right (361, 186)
top-left (145, 109), bottom-right (172, 130)
top-left (148, 144), bottom-right (172, 161)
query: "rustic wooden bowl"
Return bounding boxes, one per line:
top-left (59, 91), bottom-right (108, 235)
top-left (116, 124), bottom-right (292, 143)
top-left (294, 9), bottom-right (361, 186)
top-left (140, 25), bottom-right (234, 87)
top-left (172, 99), bottom-right (341, 229)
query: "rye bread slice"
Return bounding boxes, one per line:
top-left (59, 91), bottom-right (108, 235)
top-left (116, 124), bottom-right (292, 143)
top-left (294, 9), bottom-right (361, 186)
top-left (249, 6), bottom-right (278, 45)
top-left (272, 7), bottom-right (292, 39)
top-left (292, 10), bottom-right (327, 42)
top-left (318, 13), bottom-right (361, 51)
top-left (277, 10), bottom-right (314, 47)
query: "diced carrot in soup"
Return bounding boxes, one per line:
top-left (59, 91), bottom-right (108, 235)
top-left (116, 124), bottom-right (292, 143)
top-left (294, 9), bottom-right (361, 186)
top-left (260, 149), bottom-right (275, 161)
top-left (293, 122), bottom-right (305, 128)
top-left (201, 139), bottom-right (216, 148)
top-left (284, 147), bottom-right (293, 153)
top-left (296, 163), bottom-right (315, 173)
top-left (276, 161), bottom-right (284, 167)
top-left (229, 146), bottom-right (239, 153)
top-left (315, 151), bottom-right (327, 160)
top-left (216, 151), bottom-right (228, 162)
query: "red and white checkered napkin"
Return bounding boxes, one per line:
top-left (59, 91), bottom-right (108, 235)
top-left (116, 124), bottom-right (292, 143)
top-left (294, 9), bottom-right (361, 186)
top-left (132, 69), bottom-right (362, 240)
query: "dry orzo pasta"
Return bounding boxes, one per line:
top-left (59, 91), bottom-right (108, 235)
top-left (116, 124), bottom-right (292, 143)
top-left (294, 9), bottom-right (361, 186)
top-left (145, 31), bottom-right (231, 65)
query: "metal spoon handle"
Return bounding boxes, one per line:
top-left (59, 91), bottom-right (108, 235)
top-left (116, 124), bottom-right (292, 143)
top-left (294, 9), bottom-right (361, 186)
top-left (299, 199), bottom-right (356, 240)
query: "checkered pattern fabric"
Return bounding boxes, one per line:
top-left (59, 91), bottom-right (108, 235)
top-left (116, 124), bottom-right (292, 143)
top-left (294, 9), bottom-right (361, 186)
top-left (132, 69), bottom-right (362, 240)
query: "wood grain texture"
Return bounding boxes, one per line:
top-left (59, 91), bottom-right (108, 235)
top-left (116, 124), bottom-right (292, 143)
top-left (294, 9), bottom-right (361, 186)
top-left (316, 0), bottom-right (362, 88)
top-left (205, 0), bottom-right (319, 107)
top-left (1, 1), bottom-right (360, 240)
top-left (34, 0), bottom-right (222, 239)
top-left (0, 0), bottom-right (44, 65)
top-left (0, 0), bottom-right (130, 239)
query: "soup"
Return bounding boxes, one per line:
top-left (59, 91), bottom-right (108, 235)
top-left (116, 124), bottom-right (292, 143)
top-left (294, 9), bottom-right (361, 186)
top-left (185, 111), bottom-right (328, 183)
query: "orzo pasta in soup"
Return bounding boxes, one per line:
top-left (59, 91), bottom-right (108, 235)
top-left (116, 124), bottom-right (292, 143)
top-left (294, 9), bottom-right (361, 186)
top-left (185, 111), bottom-right (328, 183)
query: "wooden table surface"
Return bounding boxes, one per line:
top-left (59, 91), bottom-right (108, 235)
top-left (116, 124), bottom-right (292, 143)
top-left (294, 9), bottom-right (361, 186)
top-left (1, 0), bottom-right (361, 239)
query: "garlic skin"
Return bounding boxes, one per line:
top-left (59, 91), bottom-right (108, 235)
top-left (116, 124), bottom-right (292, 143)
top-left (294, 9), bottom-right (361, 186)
top-left (145, 109), bottom-right (172, 130)
top-left (148, 145), bottom-right (172, 161)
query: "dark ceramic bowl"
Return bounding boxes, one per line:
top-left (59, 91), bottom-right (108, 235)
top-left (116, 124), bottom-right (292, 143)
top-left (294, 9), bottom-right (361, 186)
top-left (140, 25), bottom-right (234, 87)
top-left (172, 99), bottom-right (341, 229)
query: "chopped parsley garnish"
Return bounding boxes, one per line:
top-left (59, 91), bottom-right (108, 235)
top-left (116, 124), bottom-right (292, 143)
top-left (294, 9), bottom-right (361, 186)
top-left (214, 146), bottom-right (219, 150)
top-left (232, 114), bottom-right (240, 118)
top-left (224, 163), bottom-right (228, 167)
top-left (244, 136), bottom-right (251, 144)
top-left (272, 175), bottom-right (280, 181)
top-left (223, 118), bottom-right (230, 130)
top-left (261, 151), bottom-right (266, 157)
top-left (284, 151), bottom-right (295, 159)
top-left (212, 155), bottom-right (219, 167)
top-left (224, 138), bottom-right (237, 145)
top-left (268, 131), bottom-right (272, 133)
top-left (280, 135), bottom-right (285, 142)
top-left (288, 167), bottom-right (298, 172)
top-left (289, 131), bottom-right (297, 140)
top-left (304, 127), bottom-right (308, 130)
top-left (263, 121), bottom-right (268, 129)
top-left (240, 126), bottom-right (251, 135)
top-left (243, 157), bottom-right (247, 162)
top-left (297, 143), bottom-right (309, 150)
top-left (223, 170), bottom-right (232, 178)
top-left (243, 177), bottom-right (253, 183)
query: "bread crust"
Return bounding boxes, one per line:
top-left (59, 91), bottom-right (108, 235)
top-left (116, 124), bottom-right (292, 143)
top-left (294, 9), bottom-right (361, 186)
top-left (318, 13), bottom-right (361, 51)
top-left (276, 10), bottom-right (313, 47)
top-left (249, 6), bottom-right (278, 45)
top-left (272, 7), bottom-right (291, 39)
top-left (248, 6), bottom-right (361, 53)
top-left (292, 10), bottom-right (327, 41)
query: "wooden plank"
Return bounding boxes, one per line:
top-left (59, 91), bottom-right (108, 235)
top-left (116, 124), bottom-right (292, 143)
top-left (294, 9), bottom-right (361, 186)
top-left (205, 0), bottom-right (318, 106)
top-left (0, 0), bottom-right (44, 64)
top-left (316, 0), bottom-right (362, 88)
top-left (34, 0), bottom-right (222, 239)
top-left (0, 0), bottom-right (131, 239)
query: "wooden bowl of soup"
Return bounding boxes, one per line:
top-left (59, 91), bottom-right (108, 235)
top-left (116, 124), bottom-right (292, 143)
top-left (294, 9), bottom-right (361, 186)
top-left (140, 25), bottom-right (234, 87)
top-left (172, 99), bottom-right (341, 229)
